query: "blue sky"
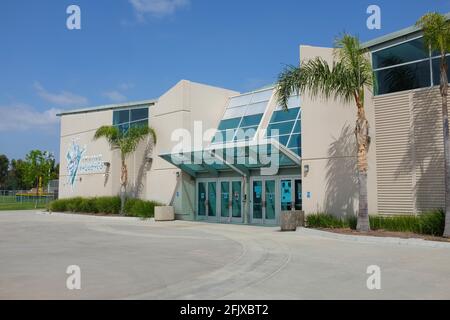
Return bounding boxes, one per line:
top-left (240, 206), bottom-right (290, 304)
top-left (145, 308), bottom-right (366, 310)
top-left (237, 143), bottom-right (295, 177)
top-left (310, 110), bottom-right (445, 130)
top-left (1, 0), bottom-right (449, 161)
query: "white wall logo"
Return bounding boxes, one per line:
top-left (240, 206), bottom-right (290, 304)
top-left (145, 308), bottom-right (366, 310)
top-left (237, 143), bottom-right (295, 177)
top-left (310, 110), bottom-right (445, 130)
top-left (366, 265), bottom-right (381, 290)
top-left (66, 265), bottom-right (81, 290)
top-left (66, 5), bottom-right (81, 30)
top-left (66, 140), bottom-right (106, 189)
top-left (366, 5), bottom-right (381, 30)
top-left (66, 140), bottom-right (86, 189)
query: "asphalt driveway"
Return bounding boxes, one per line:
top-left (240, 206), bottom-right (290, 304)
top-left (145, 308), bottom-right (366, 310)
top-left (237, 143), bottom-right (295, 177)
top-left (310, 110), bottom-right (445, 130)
top-left (0, 211), bottom-right (449, 299)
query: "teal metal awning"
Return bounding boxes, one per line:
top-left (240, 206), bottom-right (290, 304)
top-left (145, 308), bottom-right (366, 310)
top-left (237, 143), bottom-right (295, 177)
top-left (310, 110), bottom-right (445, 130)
top-left (159, 139), bottom-right (301, 178)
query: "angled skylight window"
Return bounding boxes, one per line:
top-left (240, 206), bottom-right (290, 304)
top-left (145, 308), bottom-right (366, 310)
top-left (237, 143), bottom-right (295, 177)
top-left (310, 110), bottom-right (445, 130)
top-left (212, 88), bottom-right (274, 144)
top-left (265, 95), bottom-right (301, 156)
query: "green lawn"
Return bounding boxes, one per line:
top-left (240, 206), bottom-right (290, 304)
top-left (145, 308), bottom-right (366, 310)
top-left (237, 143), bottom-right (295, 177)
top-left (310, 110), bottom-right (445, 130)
top-left (0, 195), bottom-right (50, 211)
top-left (0, 202), bottom-right (48, 211)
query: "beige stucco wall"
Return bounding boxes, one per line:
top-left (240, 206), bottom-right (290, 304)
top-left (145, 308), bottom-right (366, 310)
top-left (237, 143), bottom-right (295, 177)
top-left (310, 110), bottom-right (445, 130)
top-left (299, 45), bottom-right (378, 217)
top-left (59, 80), bottom-right (238, 217)
top-left (59, 110), bottom-right (116, 198)
top-left (146, 80), bottom-right (238, 215)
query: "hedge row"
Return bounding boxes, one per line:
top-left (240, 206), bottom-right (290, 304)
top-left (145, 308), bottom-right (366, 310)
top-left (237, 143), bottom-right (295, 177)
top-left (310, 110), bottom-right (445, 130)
top-left (48, 197), bottom-right (163, 219)
top-left (306, 210), bottom-right (445, 236)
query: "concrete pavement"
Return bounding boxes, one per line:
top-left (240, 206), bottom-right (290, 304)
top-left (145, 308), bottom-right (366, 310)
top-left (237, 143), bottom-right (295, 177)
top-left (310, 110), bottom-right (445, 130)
top-left (0, 211), bottom-right (449, 299)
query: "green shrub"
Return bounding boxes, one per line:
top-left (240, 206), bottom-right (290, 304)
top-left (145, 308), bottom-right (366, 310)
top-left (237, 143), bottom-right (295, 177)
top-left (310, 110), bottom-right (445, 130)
top-left (79, 198), bottom-right (98, 214)
top-left (370, 210), bottom-right (444, 236)
top-left (48, 196), bottom-right (160, 218)
top-left (49, 196), bottom-right (120, 214)
top-left (306, 214), bottom-right (352, 229)
top-left (306, 210), bottom-right (445, 236)
top-left (417, 210), bottom-right (445, 235)
top-left (95, 197), bottom-right (121, 215)
top-left (48, 199), bottom-right (68, 212)
top-left (66, 197), bottom-right (83, 212)
top-left (125, 198), bottom-right (162, 219)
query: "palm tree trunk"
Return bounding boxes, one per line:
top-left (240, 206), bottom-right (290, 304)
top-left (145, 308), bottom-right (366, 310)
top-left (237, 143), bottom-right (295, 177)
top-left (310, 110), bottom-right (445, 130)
top-left (355, 103), bottom-right (371, 232)
top-left (120, 159), bottom-right (128, 216)
top-left (440, 57), bottom-right (450, 237)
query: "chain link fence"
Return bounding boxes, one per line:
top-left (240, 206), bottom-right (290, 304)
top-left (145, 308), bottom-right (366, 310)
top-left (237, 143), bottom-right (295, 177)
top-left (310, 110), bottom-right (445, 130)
top-left (0, 188), bottom-right (58, 210)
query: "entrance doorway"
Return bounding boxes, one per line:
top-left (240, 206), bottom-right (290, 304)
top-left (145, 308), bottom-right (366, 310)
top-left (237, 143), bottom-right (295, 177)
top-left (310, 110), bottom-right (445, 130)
top-left (251, 176), bottom-right (301, 225)
top-left (197, 179), bottom-right (243, 223)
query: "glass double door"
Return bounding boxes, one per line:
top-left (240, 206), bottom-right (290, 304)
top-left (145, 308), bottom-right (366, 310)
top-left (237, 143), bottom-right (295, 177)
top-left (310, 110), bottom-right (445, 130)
top-left (197, 181), bottom-right (217, 220)
top-left (197, 179), bottom-right (243, 223)
top-left (252, 179), bottom-right (277, 225)
top-left (280, 178), bottom-right (302, 211)
top-left (251, 177), bottom-right (302, 225)
top-left (220, 180), bottom-right (243, 223)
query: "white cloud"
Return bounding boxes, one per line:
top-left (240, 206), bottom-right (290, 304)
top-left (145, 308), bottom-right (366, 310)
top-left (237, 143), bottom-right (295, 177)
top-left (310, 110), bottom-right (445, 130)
top-left (34, 82), bottom-right (88, 107)
top-left (118, 82), bottom-right (135, 91)
top-left (102, 91), bottom-right (127, 103)
top-left (0, 103), bottom-right (61, 132)
top-left (129, 0), bottom-right (189, 19)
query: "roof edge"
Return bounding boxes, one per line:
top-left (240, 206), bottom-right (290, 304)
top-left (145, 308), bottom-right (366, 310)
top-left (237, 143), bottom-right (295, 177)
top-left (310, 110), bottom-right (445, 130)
top-left (57, 99), bottom-right (158, 117)
top-left (361, 11), bottom-right (450, 50)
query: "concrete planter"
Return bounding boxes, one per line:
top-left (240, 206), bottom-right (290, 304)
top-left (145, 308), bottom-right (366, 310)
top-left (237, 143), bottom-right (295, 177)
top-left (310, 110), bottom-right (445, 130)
top-left (280, 211), bottom-right (298, 231)
top-left (297, 211), bottom-right (305, 227)
top-left (280, 210), bottom-right (305, 231)
top-left (154, 206), bottom-right (175, 222)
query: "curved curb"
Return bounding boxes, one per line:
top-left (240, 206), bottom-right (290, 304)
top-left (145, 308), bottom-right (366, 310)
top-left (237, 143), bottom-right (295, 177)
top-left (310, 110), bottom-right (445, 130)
top-left (297, 227), bottom-right (450, 249)
top-left (35, 211), bottom-right (156, 223)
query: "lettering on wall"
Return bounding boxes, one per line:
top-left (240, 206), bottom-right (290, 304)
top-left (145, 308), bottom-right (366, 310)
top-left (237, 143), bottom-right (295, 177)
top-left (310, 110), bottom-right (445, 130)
top-left (66, 140), bottom-right (106, 189)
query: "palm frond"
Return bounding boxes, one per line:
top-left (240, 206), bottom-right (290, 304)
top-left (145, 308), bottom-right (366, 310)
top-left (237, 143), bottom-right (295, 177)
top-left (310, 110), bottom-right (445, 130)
top-left (276, 65), bottom-right (302, 110)
top-left (119, 125), bottom-right (157, 157)
top-left (417, 12), bottom-right (450, 55)
top-left (93, 126), bottom-right (120, 147)
top-left (276, 34), bottom-right (373, 108)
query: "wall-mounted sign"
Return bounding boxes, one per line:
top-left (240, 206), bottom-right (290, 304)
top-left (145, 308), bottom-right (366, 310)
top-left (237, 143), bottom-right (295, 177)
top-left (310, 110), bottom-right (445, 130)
top-left (78, 155), bottom-right (106, 174)
top-left (66, 140), bottom-right (106, 189)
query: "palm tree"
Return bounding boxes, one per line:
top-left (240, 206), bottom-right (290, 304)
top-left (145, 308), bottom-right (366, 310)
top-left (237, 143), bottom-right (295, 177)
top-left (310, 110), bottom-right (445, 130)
top-left (93, 125), bottom-right (157, 214)
top-left (417, 13), bottom-right (450, 237)
top-left (276, 34), bottom-right (373, 232)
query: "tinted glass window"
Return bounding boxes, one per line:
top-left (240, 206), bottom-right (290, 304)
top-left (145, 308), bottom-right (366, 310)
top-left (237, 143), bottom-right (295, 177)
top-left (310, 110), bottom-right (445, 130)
top-left (234, 127), bottom-right (258, 141)
top-left (271, 108), bottom-right (300, 123)
top-left (432, 55), bottom-right (450, 86)
top-left (218, 118), bottom-right (241, 131)
top-left (130, 120), bottom-right (148, 129)
top-left (130, 108), bottom-right (148, 122)
top-left (113, 106), bottom-right (150, 134)
top-left (290, 148), bottom-right (301, 156)
top-left (275, 135), bottom-right (290, 146)
top-left (113, 110), bottom-right (129, 125)
top-left (372, 38), bottom-right (428, 69)
top-left (267, 121), bottom-right (296, 136)
top-left (292, 121), bottom-right (301, 134)
top-left (288, 134), bottom-right (302, 149)
top-left (212, 88), bottom-right (273, 144)
top-left (374, 60), bottom-right (431, 95)
top-left (240, 114), bottom-right (263, 128)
